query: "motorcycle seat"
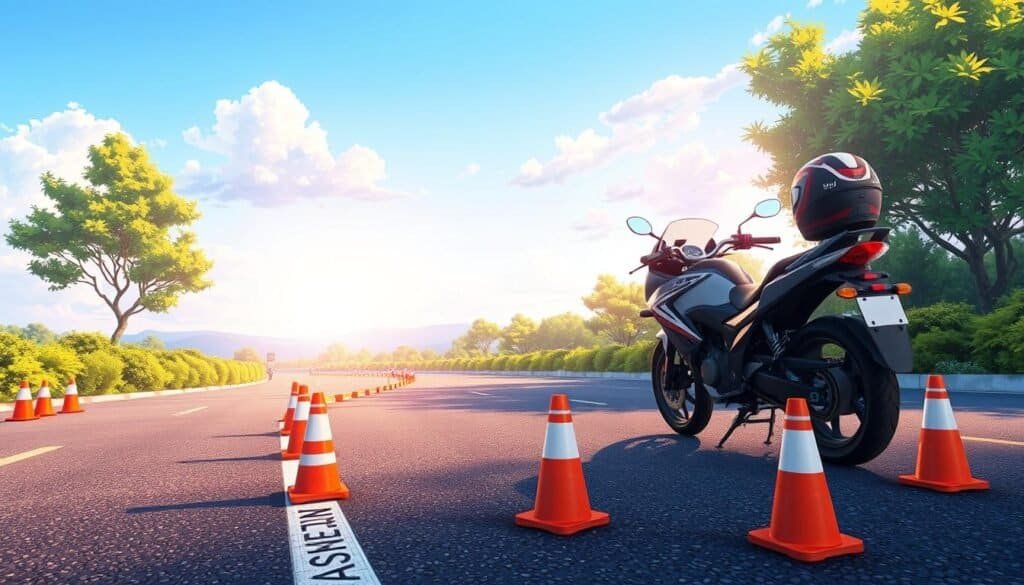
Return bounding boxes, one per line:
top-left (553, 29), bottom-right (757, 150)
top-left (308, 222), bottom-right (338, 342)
top-left (729, 252), bottom-right (805, 310)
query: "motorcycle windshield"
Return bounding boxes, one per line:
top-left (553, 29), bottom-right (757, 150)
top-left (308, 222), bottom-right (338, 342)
top-left (660, 218), bottom-right (719, 248)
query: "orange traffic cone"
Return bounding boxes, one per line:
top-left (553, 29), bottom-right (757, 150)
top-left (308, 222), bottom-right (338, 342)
top-left (288, 392), bottom-right (350, 503)
top-left (6, 381), bottom-right (39, 422)
top-left (748, 398), bottom-right (863, 562)
top-left (282, 392), bottom-right (312, 460)
top-left (899, 375), bottom-right (989, 493)
top-left (281, 384), bottom-right (306, 436)
top-left (59, 377), bottom-right (84, 414)
top-left (34, 380), bottom-right (56, 417)
top-left (515, 394), bottom-right (609, 535)
top-left (279, 382), bottom-right (298, 422)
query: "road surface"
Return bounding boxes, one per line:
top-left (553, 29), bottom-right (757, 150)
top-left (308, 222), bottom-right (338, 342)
top-left (1, 373), bottom-right (1022, 584)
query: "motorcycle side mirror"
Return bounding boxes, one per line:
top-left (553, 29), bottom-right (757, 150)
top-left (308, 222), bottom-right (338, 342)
top-left (753, 198), bottom-right (782, 218)
top-left (626, 216), bottom-right (654, 236)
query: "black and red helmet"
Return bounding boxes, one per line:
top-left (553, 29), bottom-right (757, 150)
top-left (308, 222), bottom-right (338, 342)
top-left (790, 153), bottom-right (882, 241)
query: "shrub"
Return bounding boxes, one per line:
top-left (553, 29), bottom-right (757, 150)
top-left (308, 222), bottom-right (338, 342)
top-left (0, 332), bottom-right (43, 400)
top-left (608, 346), bottom-right (632, 372)
top-left (210, 358), bottom-right (230, 385)
top-left (36, 343), bottom-right (84, 395)
top-left (933, 360), bottom-right (987, 374)
top-left (157, 353), bottom-right (190, 389)
top-left (59, 332), bottom-right (112, 355)
top-left (117, 347), bottom-right (171, 393)
top-left (592, 345), bottom-right (621, 372)
top-left (625, 341), bottom-right (655, 372)
top-left (78, 350), bottom-right (124, 395)
top-left (547, 349), bottom-right (570, 370)
top-left (972, 290), bottom-right (1024, 373)
top-left (492, 355), bottom-right (509, 371)
top-left (904, 302), bottom-right (978, 372)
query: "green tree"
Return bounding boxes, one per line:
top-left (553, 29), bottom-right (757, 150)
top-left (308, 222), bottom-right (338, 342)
top-left (137, 335), bottom-right (166, 350)
top-left (741, 5), bottom-right (1024, 311)
top-left (391, 345), bottom-right (422, 362)
top-left (317, 343), bottom-right (348, 365)
top-left (530, 312), bottom-right (596, 350)
top-left (582, 274), bottom-right (656, 346)
top-left (6, 133), bottom-right (213, 343)
top-left (452, 318), bottom-right (502, 355)
top-left (233, 347), bottom-right (262, 362)
top-left (20, 323), bottom-right (58, 345)
top-left (499, 313), bottom-right (538, 353)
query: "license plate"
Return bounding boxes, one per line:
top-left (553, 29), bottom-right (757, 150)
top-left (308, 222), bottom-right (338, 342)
top-left (857, 295), bottom-right (908, 328)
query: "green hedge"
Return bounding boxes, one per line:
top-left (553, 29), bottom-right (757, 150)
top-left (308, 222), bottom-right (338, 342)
top-left (316, 340), bottom-right (659, 375)
top-left (0, 331), bottom-right (265, 400)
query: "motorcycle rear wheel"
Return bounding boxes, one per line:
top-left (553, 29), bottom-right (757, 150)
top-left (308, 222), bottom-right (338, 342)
top-left (788, 316), bottom-right (900, 465)
top-left (651, 342), bottom-right (712, 436)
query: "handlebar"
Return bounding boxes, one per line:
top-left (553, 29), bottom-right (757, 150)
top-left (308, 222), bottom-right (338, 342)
top-left (633, 234), bottom-right (779, 273)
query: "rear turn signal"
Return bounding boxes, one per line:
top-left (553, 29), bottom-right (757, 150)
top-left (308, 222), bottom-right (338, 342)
top-left (836, 287), bottom-right (858, 299)
top-left (894, 282), bottom-right (912, 295)
top-left (838, 241), bottom-right (889, 265)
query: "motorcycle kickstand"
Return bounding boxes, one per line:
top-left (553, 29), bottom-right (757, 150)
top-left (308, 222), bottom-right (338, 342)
top-left (716, 406), bottom-right (753, 449)
top-left (763, 408), bottom-right (778, 445)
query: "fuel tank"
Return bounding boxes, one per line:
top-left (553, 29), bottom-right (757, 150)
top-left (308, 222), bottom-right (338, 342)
top-left (648, 259), bottom-right (752, 353)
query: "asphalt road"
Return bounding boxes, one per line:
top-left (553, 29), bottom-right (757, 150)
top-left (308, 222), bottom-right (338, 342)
top-left (1, 373), bottom-right (1022, 584)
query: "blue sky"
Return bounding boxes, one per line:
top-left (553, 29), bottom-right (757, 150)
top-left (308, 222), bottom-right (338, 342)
top-left (0, 1), bottom-right (866, 341)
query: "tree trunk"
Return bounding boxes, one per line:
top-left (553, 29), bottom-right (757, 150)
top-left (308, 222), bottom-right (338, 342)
top-left (110, 314), bottom-right (130, 344)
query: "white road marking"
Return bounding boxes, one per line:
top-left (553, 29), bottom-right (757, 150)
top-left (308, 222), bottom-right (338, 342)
top-left (279, 436), bottom-right (380, 583)
top-left (469, 391), bottom-right (492, 396)
top-left (570, 399), bottom-right (608, 406)
top-left (963, 435), bottom-right (1024, 447)
top-left (0, 446), bottom-right (62, 468)
top-left (172, 406), bottom-right (208, 416)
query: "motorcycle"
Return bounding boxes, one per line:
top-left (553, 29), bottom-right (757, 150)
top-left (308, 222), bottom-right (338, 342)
top-left (627, 199), bottom-right (913, 465)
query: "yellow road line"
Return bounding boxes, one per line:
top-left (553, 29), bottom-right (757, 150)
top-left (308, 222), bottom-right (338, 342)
top-left (963, 435), bottom-right (1024, 447)
top-left (172, 406), bottom-right (208, 416)
top-left (0, 446), bottom-right (63, 468)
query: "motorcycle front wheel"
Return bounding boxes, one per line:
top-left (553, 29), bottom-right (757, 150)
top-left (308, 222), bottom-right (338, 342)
top-left (787, 316), bottom-right (900, 465)
top-left (651, 342), bottom-right (712, 436)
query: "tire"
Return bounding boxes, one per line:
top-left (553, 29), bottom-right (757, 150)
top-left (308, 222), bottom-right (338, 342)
top-left (787, 316), bottom-right (900, 465)
top-left (651, 342), bottom-right (712, 436)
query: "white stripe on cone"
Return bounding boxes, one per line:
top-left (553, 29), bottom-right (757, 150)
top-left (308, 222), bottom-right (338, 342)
top-left (37, 385), bottom-right (51, 398)
top-left (303, 414), bottom-right (332, 441)
top-left (14, 386), bottom-right (32, 401)
top-left (922, 395), bottom-right (958, 431)
top-left (287, 395), bottom-right (297, 408)
top-left (293, 400), bottom-right (311, 421)
top-left (65, 383), bottom-right (78, 395)
top-left (778, 428), bottom-right (824, 474)
top-left (541, 422), bottom-right (580, 460)
top-left (299, 452), bottom-right (337, 467)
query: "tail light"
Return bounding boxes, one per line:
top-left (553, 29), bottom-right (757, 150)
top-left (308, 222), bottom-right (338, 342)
top-left (838, 241), bottom-right (889, 265)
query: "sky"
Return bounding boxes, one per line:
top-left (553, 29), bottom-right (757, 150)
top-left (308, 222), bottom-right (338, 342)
top-left (0, 0), bottom-right (866, 340)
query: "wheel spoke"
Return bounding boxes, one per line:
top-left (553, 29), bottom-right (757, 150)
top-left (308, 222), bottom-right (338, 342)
top-left (680, 390), bottom-right (690, 419)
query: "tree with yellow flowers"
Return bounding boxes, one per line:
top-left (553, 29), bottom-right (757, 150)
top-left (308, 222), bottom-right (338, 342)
top-left (741, 1), bottom-right (1024, 312)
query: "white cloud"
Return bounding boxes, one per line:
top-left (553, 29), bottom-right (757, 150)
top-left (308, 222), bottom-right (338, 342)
top-left (513, 64), bottom-right (745, 187)
top-left (750, 14), bottom-right (788, 46)
top-left (825, 29), bottom-right (864, 55)
top-left (181, 81), bottom-right (402, 206)
top-left (807, 0), bottom-right (824, 7)
top-left (0, 104), bottom-right (122, 217)
top-left (461, 162), bottom-right (481, 177)
top-left (572, 209), bottom-right (616, 241)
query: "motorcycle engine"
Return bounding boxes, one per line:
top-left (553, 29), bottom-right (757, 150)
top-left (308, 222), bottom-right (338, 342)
top-left (699, 345), bottom-right (730, 397)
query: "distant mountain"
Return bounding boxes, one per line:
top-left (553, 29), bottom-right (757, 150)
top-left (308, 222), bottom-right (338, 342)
top-left (121, 323), bottom-right (469, 360)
